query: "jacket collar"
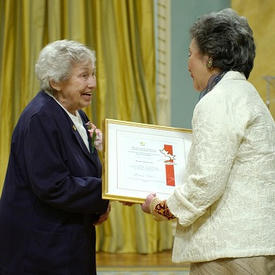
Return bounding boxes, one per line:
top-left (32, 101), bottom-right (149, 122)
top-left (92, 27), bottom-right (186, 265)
top-left (222, 71), bottom-right (246, 81)
top-left (42, 91), bottom-right (98, 164)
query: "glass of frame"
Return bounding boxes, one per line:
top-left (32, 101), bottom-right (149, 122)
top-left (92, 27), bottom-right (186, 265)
top-left (103, 119), bottom-right (192, 203)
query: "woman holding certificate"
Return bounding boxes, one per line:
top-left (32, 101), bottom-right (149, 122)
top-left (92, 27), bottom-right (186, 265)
top-left (142, 8), bottom-right (275, 274)
top-left (0, 40), bottom-right (110, 275)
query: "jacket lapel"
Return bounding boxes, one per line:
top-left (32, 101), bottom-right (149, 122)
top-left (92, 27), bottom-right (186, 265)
top-left (43, 92), bottom-right (100, 169)
top-left (70, 115), bottom-right (100, 171)
top-left (71, 123), bottom-right (91, 159)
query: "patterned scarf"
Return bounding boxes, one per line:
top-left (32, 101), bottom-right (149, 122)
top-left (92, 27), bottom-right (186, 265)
top-left (198, 71), bottom-right (227, 101)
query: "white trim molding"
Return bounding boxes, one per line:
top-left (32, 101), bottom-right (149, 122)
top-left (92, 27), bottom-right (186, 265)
top-left (155, 0), bottom-right (171, 126)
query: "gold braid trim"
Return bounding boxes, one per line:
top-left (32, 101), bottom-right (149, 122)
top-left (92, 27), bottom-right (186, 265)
top-left (149, 197), bottom-right (176, 221)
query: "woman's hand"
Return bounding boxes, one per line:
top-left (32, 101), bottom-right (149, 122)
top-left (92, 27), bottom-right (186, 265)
top-left (94, 203), bottom-right (111, 225)
top-left (141, 193), bottom-right (156, 213)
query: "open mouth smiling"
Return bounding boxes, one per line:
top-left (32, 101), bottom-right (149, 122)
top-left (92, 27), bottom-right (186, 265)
top-left (82, 92), bottom-right (92, 98)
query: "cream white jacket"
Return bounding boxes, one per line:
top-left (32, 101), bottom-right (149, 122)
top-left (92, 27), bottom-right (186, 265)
top-left (167, 71), bottom-right (275, 263)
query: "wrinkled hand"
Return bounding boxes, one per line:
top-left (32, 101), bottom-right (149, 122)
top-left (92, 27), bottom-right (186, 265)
top-left (141, 193), bottom-right (156, 213)
top-left (94, 203), bottom-right (111, 225)
top-left (87, 123), bottom-right (103, 151)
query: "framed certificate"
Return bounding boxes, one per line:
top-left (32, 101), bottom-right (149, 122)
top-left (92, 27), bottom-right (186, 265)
top-left (103, 119), bottom-right (192, 203)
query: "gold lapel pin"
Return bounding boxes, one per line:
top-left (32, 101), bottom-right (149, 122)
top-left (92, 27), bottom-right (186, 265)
top-left (72, 125), bottom-right (77, 131)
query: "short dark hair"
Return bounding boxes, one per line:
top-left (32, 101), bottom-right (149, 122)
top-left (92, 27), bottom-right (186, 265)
top-left (190, 8), bottom-right (255, 78)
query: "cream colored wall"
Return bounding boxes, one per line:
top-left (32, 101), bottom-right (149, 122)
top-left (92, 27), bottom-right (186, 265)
top-left (232, 0), bottom-right (275, 118)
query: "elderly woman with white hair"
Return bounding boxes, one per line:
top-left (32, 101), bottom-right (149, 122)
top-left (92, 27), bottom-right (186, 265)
top-left (142, 9), bottom-right (275, 275)
top-left (0, 40), bottom-right (110, 275)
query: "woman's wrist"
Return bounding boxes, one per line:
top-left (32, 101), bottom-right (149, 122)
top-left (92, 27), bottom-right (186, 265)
top-left (150, 198), bottom-right (176, 221)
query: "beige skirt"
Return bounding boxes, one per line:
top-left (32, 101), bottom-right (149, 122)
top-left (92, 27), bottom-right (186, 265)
top-left (190, 256), bottom-right (275, 275)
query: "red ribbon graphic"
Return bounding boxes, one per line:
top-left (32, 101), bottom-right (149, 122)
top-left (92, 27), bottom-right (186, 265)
top-left (164, 144), bottom-right (175, 186)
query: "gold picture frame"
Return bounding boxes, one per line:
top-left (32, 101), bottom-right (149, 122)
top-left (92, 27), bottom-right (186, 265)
top-left (103, 119), bottom-right (192, 203)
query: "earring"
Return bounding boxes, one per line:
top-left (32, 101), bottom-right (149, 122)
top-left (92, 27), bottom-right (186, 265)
top-left (207, 58), bottom-right (213, 69)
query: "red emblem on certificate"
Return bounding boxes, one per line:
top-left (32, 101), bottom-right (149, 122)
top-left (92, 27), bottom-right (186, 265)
top-left (161, 145), bottom-right (176, 186)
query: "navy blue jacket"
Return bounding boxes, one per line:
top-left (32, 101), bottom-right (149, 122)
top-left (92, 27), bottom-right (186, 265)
top-left (0, 91), bottom-right (109, 275)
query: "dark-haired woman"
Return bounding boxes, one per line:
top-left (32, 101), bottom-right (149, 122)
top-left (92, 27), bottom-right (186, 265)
top-left (142, 9), bottom-right (275, 274)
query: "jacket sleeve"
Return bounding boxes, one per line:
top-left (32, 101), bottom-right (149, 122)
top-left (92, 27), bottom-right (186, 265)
top-left (167, 91), bottom-right (246, 227)
top-left (23, 111), bottom-right (108, 215)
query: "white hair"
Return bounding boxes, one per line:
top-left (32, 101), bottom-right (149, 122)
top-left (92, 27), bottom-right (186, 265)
top-left (35, 40), bottom-right (96, 92)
